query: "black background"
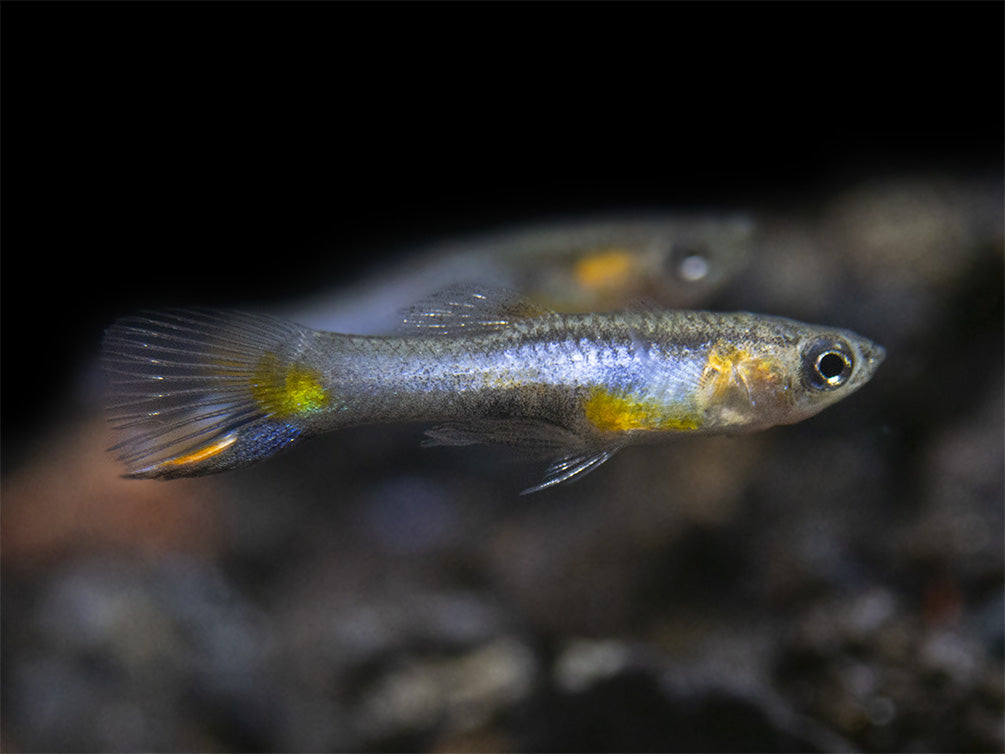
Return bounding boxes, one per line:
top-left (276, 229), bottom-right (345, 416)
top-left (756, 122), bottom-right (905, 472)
top-left (2, 1), bottom-right (1002, 452)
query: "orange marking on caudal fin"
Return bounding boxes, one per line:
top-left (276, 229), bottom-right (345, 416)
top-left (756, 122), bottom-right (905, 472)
top-left (162, 434), bottom-right (238, 468)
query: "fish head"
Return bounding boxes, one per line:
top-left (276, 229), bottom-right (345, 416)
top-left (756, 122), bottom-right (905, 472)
top-left (785, 327), bottom-right (886, 420)
top-left (695, 318), bottom-right (885, 431)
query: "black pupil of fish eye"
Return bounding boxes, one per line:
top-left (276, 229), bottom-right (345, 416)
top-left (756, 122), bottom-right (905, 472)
top-left (817, 352), bottom-right (847, 380)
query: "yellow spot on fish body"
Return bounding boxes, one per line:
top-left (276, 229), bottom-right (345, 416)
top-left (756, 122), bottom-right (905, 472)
top-left (573, 249), bottom-right (637, 291)
top-left (700, 343), bottom-right (746, 397)
top-left (584, 388), bottom-right (702, 433)
top-left (251, 353), bottom-right (330, 418)
top-left (698, 342), bottom-right (787, 424)
top-left (162, 433), bottom-right (238, 468)
top-left (701, 343), bottom-right (782, 396)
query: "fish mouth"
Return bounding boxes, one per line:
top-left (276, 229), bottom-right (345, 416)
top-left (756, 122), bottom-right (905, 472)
top-left (867, 342), bottom-right (886, 366)
top-left (858, 340), bottom-right (886, 376)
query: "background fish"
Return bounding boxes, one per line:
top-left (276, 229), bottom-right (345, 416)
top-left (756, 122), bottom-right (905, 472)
top-left (283, 214), bottom-right (755, 334)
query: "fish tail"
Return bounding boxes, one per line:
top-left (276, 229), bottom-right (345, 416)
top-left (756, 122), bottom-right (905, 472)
top-left (102, 309), bottom-right (332, 479)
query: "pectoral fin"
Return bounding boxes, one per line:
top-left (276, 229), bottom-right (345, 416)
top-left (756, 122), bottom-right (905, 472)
top-left (521, 447), bottom-right (622, 495)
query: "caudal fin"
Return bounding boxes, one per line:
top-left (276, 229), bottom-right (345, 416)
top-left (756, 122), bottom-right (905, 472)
top-left (101, 309), bottom-right (326, 479)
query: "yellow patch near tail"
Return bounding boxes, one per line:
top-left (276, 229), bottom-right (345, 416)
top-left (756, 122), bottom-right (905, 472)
top-left (250, 354), bottom-right (330, 418)
top-left (584, 388), bottom-right (702, 433)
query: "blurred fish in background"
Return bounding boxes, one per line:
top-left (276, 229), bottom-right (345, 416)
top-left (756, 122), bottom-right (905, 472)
top-left (283, 214), bottom-right (755, 333)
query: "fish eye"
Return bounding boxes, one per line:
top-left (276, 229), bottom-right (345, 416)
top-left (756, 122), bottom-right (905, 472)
top-left (803, 338), bottom-right (854, 390)
top-left (668, 241), bottom-right (712, 283)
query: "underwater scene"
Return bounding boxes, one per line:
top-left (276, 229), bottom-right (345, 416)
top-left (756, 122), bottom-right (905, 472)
top-left (3, 7), bottom-right (1002, 753)
top-left (6, 173), bottom-right (1002, 753)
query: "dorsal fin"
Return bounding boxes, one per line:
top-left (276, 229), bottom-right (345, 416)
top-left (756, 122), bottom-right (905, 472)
top-left (399, 285), bottom-right (556, 336)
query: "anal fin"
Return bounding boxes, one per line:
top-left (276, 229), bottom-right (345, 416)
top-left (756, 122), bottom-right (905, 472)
top-left (422, 418), bottom-right (586, 457)
top-left (421, 418), bottom-right (622, 494)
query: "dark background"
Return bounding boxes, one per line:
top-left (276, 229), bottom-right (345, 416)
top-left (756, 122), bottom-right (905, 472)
top-left (2, 2), bottom-right (1001, 456)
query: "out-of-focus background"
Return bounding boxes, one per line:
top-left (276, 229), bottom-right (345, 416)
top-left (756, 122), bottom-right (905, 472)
top-left (2, 5), bottom-right (1002, 753)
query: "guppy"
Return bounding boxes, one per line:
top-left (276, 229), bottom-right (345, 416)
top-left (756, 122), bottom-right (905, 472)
top-left (102, 288), bottom-right (885, 493)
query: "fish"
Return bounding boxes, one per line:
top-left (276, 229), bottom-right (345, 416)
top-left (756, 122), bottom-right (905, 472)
top-left (101, 288), bottom-right (885, 493)
top-left (287, 214), bottom-right (754, 334)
